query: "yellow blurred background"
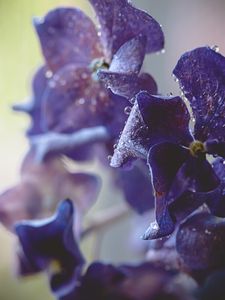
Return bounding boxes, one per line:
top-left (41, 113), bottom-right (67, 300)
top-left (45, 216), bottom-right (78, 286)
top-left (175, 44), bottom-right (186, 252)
top-left (0, 0), bottom-right (225, 299)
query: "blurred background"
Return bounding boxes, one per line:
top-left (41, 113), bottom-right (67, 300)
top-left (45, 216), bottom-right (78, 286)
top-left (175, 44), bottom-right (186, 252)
top-left (0, 0), bottom-right (224, 299)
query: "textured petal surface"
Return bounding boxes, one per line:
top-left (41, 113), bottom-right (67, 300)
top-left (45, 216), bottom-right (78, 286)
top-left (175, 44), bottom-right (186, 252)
top-left (137, 92), bottom-right (193, 147)
top-left (176, 211), bottom-right (225, 271)
top-left (42, 64), bottom-right (126, 135)
top-left (206, 158), bottom-right (225, 217)
top-left (15, 199), bottom-right (84, 297)
top-left (116, 160), bottom-right (154, 214)
top-left (98, 71), bottom-right (157, 99)
top-left (34, 8), bottom-right (103, 72)
top-left (143, 143), bottom-right (189, 240)
top-left (109, 35), bottom-right (146, 74)
top-left (89, 0), bottom-right (164, 60)
top-left (111, 100), bottom-right (150, 168)
top-left (173, 47), bottom-right (225, 142)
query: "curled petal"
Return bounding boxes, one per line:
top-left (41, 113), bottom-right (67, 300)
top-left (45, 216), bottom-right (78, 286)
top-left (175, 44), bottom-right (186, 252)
top-left (98, 71), bottom-right (157, 99)
top-left (34, 8), bottom-right (103, 72)
top-left (143, 143), bottom-right (188, 240)
top-left (111, 100), bottom-right (150, 168)
top-left (109, 35), bottom-right (147, 74)
top-left (89, 0), bottom-right (164, 60)
top-left (173, 46), bottom-right (225, 142)
top-left (137, 92), bottom-right (193, 147)
top-left (15, 199), bottom-right (85, 297)
top-left (176, 211), bottom-right (225, 271)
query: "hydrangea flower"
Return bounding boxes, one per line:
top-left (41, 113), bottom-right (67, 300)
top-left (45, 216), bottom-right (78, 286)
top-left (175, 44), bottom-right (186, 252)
top-left (111, 47), bottom-right (225, 239)
top-left (15, 199), bottom-right (85, 298)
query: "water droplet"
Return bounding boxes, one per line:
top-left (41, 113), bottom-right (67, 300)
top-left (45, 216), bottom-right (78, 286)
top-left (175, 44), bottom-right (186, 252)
top-left (107, 155), bottom-right (112, 161)
top-left (211, 45), bottom-right (220, 53)
top-left (124, 106), bottom-right (132, 115)
top-left (45, 70), bottom-right (53, 79)
top-left (161, 48), bottom-right (166, 54)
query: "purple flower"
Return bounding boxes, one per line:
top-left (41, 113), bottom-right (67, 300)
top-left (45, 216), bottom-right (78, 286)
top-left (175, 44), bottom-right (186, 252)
top-left (176, 210), bottom-right (225, 283)
top-left (15, 199), bottom-right (85, 298)
top-left (14, 2), bottom-right (163, 158)
top-left (65, 261), bottom-right (193, 300)
top-left (0, 150), bottom-right (100, 232)
top-left (111, 47), bottom-right (225, 239)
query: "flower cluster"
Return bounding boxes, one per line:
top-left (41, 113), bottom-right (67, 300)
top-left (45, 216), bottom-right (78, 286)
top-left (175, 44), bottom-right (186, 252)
top-left (1, 0), bottom-right (225, 300)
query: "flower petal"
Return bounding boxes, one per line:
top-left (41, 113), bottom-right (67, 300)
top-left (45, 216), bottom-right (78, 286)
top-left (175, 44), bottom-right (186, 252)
top-left (142, 143), bottom-right (189, 240)
top-left (173, 47), bottom-right (225, 142)
top-left (89, 0), bottom-right (164, 60)
top-left (15, 199), bottom-right (85, 297)
top-left (137, 92), bottom-right (192, 147)
top-left (98, 71), bottom-right (157, 99)
top-left (206, 158), bottom-right (225, 217)
top-left (34, 8), bottom-right (103, 72)
top-left (205, 139), bottom-right (225, 158)
top-left (176, 211), bottom-right (225, 271)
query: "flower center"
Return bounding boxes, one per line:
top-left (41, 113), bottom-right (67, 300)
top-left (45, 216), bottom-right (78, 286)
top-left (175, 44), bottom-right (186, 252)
top-left (189, 140), bottom-right (206, 157)
top-left (90, 58), bottom-right (110, 73)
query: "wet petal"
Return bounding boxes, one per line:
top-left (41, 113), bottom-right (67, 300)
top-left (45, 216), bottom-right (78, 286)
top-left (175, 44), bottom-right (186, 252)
top-left (89, 0), bottom-right (164, 60)
top-left (206, 158), bottom-right (225, 217)
top-left (109, 35), bottom-right (146, 74)
top-left (173, 46), bottom-right (225, 142)
top-left (116, 160), bottom-right (154, 214)
top-left (42, 65), bottom-right (122, 135)
top-left (176, 211), bottom-right (225, 271)
top-left (34, 8), bottom-right (103, 72)
top-left (98, 71), bottom-right (157, 99)
top-left (111, 100), bottom-right (150, 168)
top-left (13, 66), bottom-right (48, 136)
top-left (15, 199), bottom-right (85, 297)
top-left (138, 91), bottom-right (192, 147)
top-left (143, 143), bottom-right (188, 240)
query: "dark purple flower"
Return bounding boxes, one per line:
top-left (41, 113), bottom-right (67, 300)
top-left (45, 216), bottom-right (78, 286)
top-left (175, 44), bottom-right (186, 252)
top-left (112, 47), bottom-right (225, 239)
top-left (65, 261), bottom-right (192, 300)
top-left (15, 199), bottom-right (85, 298)
top-left (14, 3), bottom-right (163, 157)
top-left (176, 210), bottom-right (225, 283)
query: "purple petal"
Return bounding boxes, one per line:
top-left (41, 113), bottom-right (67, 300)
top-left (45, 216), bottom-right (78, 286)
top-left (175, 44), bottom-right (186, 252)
top-left (168, 157), bottom-right (220, 199)
top-left (111, 100), bottom-right (150, 168)
top-left (173, 46), bottom-right (225, 142)
top-left (206, 158), bottom-right (225, 217)
top-left (176, 211), bottom-right (225, 271)
top-left (143, 143), bottom-right (189, 240)
top-left (205, 139), bottom-right (225, 158)
top-left (98, 71), bottom-right (157, 99)
top-left (137, 92), bottom-right (193, 147)
top-left (34, 8), bottom-right (103, 72)
top-left (42, 65), bottom-right (123, 134)
top-left (89, 0), bottom-right (164, 60)
top-left (13, 66), bottom-right (48, 136)
top-left (15, 199), bottom-right (85, 297)
top-left (116, 160), bottom-right (154, 214)
top-left (109, 35), bottom-right (146, 74)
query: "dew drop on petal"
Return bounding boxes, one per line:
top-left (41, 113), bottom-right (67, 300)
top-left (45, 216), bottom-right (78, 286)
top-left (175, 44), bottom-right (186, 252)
top-left (124, 106), bottom-right (132, 115)
top-left (211, 45), bottom-right (220, 53)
